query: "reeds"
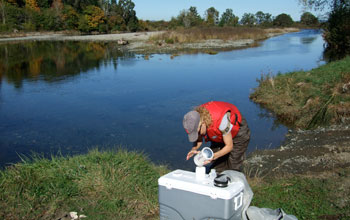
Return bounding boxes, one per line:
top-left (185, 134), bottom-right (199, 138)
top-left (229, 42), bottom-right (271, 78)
top-left (149, 27), bottom-right (296, 44)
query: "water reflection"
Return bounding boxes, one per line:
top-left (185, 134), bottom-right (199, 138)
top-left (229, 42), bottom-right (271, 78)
top-left (0, 42), bottom-right (133, 88)
top-left (300, 37), bottom-right (318, 44)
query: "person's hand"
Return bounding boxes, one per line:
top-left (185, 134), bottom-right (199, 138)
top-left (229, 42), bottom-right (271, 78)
top-left (186, 149), bottom-right (199, 160)
top-left (203, 159), bottom-right (213, 165)
top-left (202, 153), bottom-right (217, 165)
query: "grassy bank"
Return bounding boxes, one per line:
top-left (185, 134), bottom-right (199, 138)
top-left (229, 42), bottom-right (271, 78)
top-left (250, 169), bottom-right (350, 220)
top-left (0, 149), bottom-right (168, 220)
top-left (250, 56), bottom-right (350, 129)
top-left (1, 149), bottom-right (349, 219)
top-left (149, 27), bottom-right (299, 44)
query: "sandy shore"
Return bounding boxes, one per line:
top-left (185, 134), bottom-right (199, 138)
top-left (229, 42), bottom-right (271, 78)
top-left (0, 31), bottom-right (162, 42)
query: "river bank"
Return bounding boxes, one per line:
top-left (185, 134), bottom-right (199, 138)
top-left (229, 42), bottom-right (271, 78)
top-left (0, 27), bottom-right (299, 54)
top-left (0, 148), bottom-right (348, 220)
top-left (244, 125), bottom-right (350, 219)
top-left (245, 55), bottom-right (350, 219)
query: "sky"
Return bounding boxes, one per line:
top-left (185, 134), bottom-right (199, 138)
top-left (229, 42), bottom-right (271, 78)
top-left (132, 0), bottom-right (321, 22)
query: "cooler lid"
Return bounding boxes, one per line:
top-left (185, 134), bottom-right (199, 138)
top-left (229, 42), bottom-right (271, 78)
top-left (158, 169), bottom-right (244, 200)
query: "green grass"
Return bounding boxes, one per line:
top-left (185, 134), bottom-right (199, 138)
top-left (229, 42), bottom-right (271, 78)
top-left (0, 149), bottom-right (168, 220)
top-left (250, 56), bottom-right (350, 128)
top-left (1, 149), bottom-right (349, 219)
top-left (250, 175), bottom-right (350, 220)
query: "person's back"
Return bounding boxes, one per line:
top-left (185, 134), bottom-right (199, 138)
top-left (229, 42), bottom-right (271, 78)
top-left (183, 101), bottom-right (250, 173)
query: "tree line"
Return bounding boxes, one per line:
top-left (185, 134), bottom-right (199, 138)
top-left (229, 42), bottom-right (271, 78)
top-left (0, 0), bottom-right (348, 58)
top-left (167, 7), bottom-right (319, 28)
top-left (0, 0), bottom-right (138, 33)
top-left (0, 0), bottom-right (320, 34)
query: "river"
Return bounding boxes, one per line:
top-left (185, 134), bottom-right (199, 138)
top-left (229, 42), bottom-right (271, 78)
top-left (0, 29), bottom-right (325, 170)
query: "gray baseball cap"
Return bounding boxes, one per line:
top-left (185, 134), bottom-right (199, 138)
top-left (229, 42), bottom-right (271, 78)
top-left (183, 111), bottom-right (200, 142)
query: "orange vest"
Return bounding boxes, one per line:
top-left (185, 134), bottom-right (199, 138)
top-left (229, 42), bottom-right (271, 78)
top-left (201, 101), bottom-right (242, 143)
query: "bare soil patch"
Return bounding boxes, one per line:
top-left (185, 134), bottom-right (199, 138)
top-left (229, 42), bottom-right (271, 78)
top-left (245, 125), bottom-right (350, 177)
top-left (245, 125), bottom-right (350, 215)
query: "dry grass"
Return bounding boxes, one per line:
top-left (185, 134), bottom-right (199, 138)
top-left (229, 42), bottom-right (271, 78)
top-left (149, 27), bottom-right (299, 44)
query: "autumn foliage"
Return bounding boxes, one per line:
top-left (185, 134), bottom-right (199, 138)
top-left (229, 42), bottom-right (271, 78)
top-left (0, 0), bottom-right (139, 33)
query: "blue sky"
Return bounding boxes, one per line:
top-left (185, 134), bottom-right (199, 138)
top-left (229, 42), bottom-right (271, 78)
top-left (132, 0), bottom-right (320, 22)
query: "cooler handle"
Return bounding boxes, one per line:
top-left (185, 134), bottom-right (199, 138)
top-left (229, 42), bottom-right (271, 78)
top-left (234, 192), bottom-right (243, 210)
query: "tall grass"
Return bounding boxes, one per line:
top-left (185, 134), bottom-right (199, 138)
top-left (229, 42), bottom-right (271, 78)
top-left (250, 56), bottom-right (350, 128)
top-left (149, 27), bottom-right (298, 44)
top-left (0, 149), bottom-right (168, 220)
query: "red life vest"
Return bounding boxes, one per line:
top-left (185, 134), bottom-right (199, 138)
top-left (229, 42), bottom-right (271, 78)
top-left (201, 101), bottom-right (242, 143)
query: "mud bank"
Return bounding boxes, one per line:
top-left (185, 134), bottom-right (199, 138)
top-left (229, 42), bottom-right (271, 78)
top-left (245, 125), bottom-right (350, 177)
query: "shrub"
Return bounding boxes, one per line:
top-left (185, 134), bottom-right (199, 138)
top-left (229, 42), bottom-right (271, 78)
top-left (323, 1), bottom-right (350, 56)
top-left (33, 9), bottom-right (63, 31)
top-left (62, 5), bottom-right (79, 30)
top-left (165, 38), bottom-right (174, 44)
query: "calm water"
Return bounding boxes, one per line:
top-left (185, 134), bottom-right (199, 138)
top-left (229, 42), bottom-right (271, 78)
top-left (0, 29), bottom-right (325, 170)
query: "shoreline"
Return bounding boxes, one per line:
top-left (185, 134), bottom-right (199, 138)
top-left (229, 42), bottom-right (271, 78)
top-left (245, 124), bottom-right (350, 178)
top-left (0, 28), bottom-right (299, 54)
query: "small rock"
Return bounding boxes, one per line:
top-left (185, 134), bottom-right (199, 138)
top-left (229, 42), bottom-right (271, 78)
top-left (117, 39), bottom-right (128, 45)
top-left (342, 82), bottom-right (350, 93)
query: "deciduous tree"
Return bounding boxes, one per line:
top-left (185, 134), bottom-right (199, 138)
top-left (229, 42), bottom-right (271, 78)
top-left (241, 13), bottom-right (256, 26)
top-left (219, 8), bottom-right (238, 26)
top-left (255, 11), bottom-right (273, 26)
top-left (117, 0), bottom-right (138, 31)
top-left (273, 13), bottom-right (294, 26)
top-left (25, 0), bottom-right (40, 11)
top-left (300, 12), bottom-right (319, 25)
top-left (205, 7), bottom-right (219, 25)
top-left (299, 0), bottom-right (350, 55)
top-left (0, 0), bottom-right (5, 25)
top-left (62, 5), bottom-right (79, 29)
top-left (79, 5), bottom-right (105, 32)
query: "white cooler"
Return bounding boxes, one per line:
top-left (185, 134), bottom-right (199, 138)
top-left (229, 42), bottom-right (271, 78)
top-left (158, 169), bottom-right (245, 220)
